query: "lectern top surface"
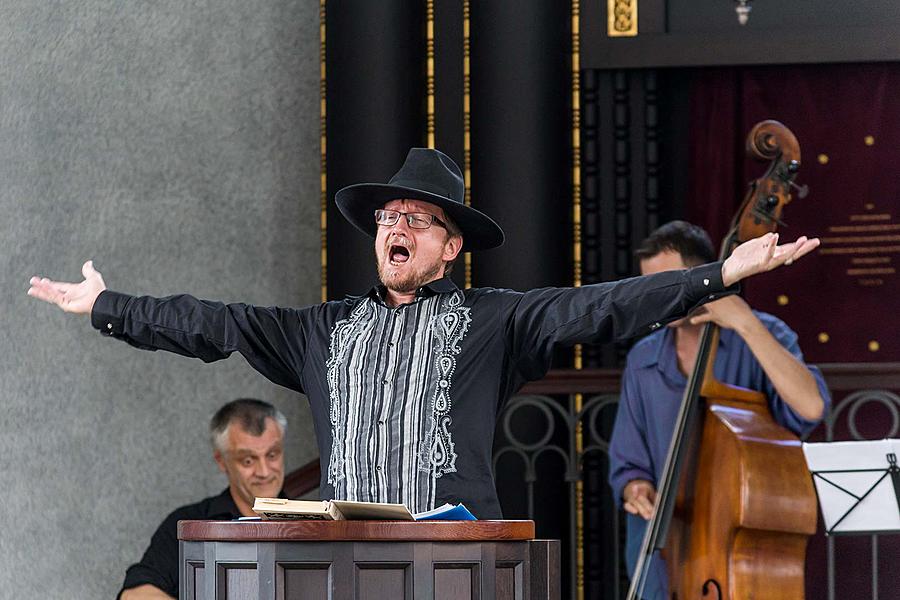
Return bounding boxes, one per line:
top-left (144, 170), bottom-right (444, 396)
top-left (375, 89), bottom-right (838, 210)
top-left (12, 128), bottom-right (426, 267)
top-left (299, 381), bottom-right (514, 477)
top-left (178, 519), bottom-right (536, 542)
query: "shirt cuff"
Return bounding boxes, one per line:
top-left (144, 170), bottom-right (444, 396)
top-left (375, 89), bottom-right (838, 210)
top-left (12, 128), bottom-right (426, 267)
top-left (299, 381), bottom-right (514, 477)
top-left (90, 290), bottom-right (133, 336)
top-left (684, 261), bottom-right (739, 310)
top-left (640, 262), bottom-right (740, 336)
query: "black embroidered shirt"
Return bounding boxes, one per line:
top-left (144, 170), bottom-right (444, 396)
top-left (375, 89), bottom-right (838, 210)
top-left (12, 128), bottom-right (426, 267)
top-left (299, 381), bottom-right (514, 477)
top-left (93, 263), bottom-right (732, 519)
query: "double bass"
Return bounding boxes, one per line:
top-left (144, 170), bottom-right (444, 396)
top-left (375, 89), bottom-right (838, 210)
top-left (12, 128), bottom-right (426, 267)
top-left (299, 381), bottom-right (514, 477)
top-left (626, 121), bottom-right (819, 599)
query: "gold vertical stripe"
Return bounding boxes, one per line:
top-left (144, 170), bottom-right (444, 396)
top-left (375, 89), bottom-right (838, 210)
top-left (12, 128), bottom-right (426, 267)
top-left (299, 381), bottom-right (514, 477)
top-left (426, 0), bottom-right (435, 149)
top-left (463, 0), bottom-right (472, 288)
top-left (320, 0), bottom-right (328, 303)
top-left (572, 4), bottom-right (582, 292)
top-left (572, 1), bottom-right (584, 599)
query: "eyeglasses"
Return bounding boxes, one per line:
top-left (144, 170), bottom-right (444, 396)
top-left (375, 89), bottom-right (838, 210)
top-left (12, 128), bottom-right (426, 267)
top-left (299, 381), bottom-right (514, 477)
top-left (374, 209), bottom-right (447, 230)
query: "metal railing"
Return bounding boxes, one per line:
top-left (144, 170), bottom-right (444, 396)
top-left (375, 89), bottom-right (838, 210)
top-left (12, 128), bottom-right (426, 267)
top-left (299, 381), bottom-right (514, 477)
top-left (493, 391), bottom-right (622, 599)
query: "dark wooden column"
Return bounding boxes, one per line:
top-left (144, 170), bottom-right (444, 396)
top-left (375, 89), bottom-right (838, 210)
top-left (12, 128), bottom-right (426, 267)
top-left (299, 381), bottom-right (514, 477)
top-left (433, 0), bottom-right (464, 166)
top-left (325, 1), bottom-right (426, 299)
top-left (433, 0), bottom-right (466, 289)
top-left (468, 2), bottom-right (572, 290)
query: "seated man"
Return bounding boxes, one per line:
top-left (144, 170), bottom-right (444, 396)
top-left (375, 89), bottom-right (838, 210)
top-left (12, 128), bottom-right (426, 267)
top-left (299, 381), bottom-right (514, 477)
top-left (608, 221), bottom-right (831, 599)
top-left (119, 398), bottom-right (287, 600)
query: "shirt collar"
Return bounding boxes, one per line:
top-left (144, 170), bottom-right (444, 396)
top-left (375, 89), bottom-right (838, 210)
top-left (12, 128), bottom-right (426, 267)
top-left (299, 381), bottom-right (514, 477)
top-left (418, 276), bottom-right (459, 295)
top-left (362, 276), bottom-right (460, 304)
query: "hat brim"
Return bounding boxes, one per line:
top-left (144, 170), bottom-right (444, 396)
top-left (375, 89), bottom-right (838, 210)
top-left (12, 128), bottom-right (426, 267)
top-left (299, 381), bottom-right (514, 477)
top-left (335, 183), bottom-right (505, 251)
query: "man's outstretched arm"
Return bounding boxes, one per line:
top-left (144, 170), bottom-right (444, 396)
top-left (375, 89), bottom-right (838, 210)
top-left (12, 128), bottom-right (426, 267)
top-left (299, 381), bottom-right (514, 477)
top-left (27, 261), bottom-right (313, 392)
top-left (504, 232), bottom-right (820, 381)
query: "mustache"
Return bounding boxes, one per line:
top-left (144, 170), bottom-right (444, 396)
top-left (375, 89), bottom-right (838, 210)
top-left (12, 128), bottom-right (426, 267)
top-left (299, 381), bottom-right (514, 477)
top-left (385, 235), bottom-right (413, 252)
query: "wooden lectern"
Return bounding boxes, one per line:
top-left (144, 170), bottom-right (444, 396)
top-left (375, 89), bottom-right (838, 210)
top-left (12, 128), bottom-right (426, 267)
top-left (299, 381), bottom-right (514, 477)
top-left (178, 520), bottom-right (559, 599)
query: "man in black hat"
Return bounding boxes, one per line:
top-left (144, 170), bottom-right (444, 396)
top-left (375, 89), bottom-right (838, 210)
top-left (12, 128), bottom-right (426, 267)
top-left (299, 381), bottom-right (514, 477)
top-left (28, 148), bottom-right (818, 519)
top-left (336, 147), bottom-right (504, 306)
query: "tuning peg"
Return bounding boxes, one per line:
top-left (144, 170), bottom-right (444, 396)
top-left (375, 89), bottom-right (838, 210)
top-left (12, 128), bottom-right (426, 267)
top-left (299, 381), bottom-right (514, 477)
top-left (750, 207), bottom-right (787, 228)
top-left (788, 181), bottom-right (809, 199)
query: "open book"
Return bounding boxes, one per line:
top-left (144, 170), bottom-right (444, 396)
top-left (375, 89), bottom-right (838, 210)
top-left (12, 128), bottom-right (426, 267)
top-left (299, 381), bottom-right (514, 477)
top-left (252, 498), bottom-right (476, 521)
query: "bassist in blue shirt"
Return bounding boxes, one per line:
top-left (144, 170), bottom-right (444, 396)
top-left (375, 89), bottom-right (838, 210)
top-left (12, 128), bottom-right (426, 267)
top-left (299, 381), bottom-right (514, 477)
top-left (608, 221), bottom-right (831, 599)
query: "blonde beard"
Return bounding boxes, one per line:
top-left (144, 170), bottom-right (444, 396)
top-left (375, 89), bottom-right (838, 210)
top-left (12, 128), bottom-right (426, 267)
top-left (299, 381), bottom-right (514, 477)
top-left (377, 257), bottom-right (445, 294)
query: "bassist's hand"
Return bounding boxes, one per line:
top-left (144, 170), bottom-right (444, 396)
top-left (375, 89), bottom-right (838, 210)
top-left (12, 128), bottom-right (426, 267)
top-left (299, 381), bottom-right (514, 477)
top-left (623, 479), bottom-right (657, 520)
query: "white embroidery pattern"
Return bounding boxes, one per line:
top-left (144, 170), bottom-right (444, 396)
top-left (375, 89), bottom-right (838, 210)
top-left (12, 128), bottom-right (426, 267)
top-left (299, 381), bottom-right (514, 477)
top-left (421, 291), bottom-right (470, 478)
top-left (324, 300), bottom-right (371, 485)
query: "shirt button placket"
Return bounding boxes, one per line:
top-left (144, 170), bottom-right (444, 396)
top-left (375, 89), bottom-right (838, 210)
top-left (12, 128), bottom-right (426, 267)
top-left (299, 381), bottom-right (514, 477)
top-left (386, 307), bottom-right (404, 379)
top-left (378, 307), bottom-right (405, 480)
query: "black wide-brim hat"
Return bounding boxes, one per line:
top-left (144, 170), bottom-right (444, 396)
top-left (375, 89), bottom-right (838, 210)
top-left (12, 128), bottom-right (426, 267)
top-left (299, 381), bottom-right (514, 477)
top-left (335, 148), bottom-right (505, 251)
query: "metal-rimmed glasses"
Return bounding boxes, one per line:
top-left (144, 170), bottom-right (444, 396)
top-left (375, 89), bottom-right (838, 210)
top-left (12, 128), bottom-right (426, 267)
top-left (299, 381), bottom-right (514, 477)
top-left (374, 209), bottom-right (447, 230)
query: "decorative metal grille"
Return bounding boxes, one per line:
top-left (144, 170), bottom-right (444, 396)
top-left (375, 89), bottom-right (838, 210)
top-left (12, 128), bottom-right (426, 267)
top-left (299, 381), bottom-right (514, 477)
top-left (494, 391), bottom-right (624, 598)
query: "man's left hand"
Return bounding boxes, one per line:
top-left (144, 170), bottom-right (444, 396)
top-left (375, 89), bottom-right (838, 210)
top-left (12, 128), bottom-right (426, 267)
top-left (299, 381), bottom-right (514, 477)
top-left (721, 232), bottom-right (819, 287)
top-left (688, 295), bottom-right (754, 331)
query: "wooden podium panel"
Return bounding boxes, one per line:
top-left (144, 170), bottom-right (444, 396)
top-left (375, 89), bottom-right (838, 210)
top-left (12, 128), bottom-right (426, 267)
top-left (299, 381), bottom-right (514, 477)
top-left (178, 520), bottom-right (558, 600)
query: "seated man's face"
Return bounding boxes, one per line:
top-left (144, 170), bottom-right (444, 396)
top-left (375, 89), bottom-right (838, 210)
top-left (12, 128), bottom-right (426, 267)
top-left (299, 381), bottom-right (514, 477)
top-left (215, 417), bottom-right (285, 508)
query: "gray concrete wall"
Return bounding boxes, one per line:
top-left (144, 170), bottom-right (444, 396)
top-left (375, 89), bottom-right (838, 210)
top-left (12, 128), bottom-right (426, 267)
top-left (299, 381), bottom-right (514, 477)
top-left (0, 2), bottom-right (322, 597)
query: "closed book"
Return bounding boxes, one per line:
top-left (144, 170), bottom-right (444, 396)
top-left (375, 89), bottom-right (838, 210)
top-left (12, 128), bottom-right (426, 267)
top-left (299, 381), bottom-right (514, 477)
top-left (413, 503), bottom-right (477, 521)
top-left (252, 498), bottom-right (342, 520)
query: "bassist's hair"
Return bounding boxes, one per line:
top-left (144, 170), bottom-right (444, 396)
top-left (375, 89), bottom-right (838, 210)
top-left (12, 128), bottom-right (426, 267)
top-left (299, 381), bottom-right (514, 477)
top-left (635, 220), bottom-right (716, 266)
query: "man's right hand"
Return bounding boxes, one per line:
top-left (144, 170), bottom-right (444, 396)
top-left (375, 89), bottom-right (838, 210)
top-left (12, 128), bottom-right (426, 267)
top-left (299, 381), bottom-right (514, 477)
top-left (623, 479), bottom-right (657, 520)
top-left (27, 260), bottom-right (107, 315)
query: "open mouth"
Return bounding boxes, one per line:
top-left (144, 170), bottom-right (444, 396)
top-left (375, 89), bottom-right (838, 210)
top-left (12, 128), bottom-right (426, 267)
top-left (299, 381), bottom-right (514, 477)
top-left (389, 244), bottom-right (411, 265)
